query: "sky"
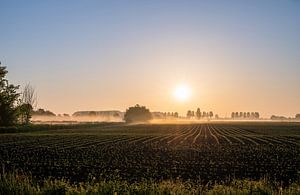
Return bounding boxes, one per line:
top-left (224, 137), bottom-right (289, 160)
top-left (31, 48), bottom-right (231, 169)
top-left (1, 0), bottom-right (300, 117)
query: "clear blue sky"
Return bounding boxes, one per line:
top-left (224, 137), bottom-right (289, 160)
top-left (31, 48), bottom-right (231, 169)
top-left (1, 1), bottom-right (300, 117)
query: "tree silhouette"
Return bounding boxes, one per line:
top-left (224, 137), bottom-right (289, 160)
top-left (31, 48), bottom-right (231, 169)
top-left (239, 112), bottom-right (243, 118)
top-left (89, 111), bottom-right (97, 116)
top-left (234, 112), bottom-right (238, 118)
top-left (231, 111), bottom-right (260, 119)
top-left (196, 108), bottom-right (201, 119)
top-left (186, 110), bottom-right (192, 119)
top-left (247, 112), bottom-right (250, 118)
top-left (0, 63), bottom-right (20, 126)
top-left (174, 112), bottom-right (179, 118)
top-left (231, 112), bottom-right (235, 119)
top-left (18, 84), bottom-right (37, 124)
top-left (124, 104), bottom-right (152, 123)
top-left (32, 108), bottom-right (56, 116)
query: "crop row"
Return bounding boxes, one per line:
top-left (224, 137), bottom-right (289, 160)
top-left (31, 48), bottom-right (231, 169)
top-left (0, 123), bottom-right (299, 185)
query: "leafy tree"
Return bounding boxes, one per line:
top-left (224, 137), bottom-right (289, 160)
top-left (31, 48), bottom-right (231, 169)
top-left (113, 112), bottom-right (120, 117)
top-left (254, 112), bottom-right (260, 119)
top-left (174, 112), bottom-right (179, 118)
top-left (196, 108), bottom-right (201, 119)
top-left (235, 112), bottom-right (239, 118)
top-left (89, 111), bottom-right (97, 116)
top-left (186, 110), bottom-right (192, 119)
top-left (124, 104), bottom-right (152, 123)
top-left (209, 111), bottom-right (213, 118)
top-left (0, 64), bottom-right (20, 126)
top-left (163, 112), bottom-right (167, 118)
top-left (239, 112), bottom-right (243, 118)
top-left (191, 111), bottom-right (195, 118)
top-left (231, 112), bottom-right (235, 119)
top-left (247, 112), bottom-right (250, 118)
top-left (295, 114), bottom-right (300, 119)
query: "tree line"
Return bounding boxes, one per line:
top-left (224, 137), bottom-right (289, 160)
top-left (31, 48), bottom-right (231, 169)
top-left (162, 112), bottom-right (179, 118)
top-left (231, 112), bottom-right (260, 119)
top-left (0, 63), bottom-right (37, 126)
top-left (32, 108), bottom-right (56, 116)
top-left (271, 114), bottom-right (300, 120)
top-left (187, 108), bottom-right (215, 119)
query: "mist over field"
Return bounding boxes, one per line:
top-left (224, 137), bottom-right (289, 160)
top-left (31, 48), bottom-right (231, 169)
top-left (31, 116), bottom-right (123, 123)
top-left (1, 1), bottom-right (299, 117)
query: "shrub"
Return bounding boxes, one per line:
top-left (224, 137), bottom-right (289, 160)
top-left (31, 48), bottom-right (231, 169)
top-left (124, 104), bottom-right (152, 123)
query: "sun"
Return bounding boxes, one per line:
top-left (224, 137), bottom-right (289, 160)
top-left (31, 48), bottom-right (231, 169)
top-left (173, 84), bottom-right (191, 102)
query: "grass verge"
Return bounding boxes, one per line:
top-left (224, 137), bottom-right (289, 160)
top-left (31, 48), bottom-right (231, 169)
top-left (0, 172), bottom-right (299, 194)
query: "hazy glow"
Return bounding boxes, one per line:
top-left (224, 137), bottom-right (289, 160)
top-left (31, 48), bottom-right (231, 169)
top-left (173, 84), bottom-right (191, 102)
top-left (1, 1), bottom-right (300, 117)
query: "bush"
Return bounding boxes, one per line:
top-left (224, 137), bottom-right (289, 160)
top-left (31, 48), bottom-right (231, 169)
top-left (124, 104), bottom-right (152, 123)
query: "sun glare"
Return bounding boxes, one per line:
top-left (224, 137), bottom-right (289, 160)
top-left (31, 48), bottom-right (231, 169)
top-left (173, 84), bottom-right (191, 102)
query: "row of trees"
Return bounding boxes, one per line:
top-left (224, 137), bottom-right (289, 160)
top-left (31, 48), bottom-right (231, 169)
top-left (231, 112), bottom-right (260, 119)
top-left (187, 108), bottom-right (214, 119)
top-left (271, 114), bottom-right (300, 120)
top-left (32, 108), bottom-right (55, 116)
top-left (0, 63), bottom-right (37, 126)
top-left (163, 112), bottom-right (179, 118)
